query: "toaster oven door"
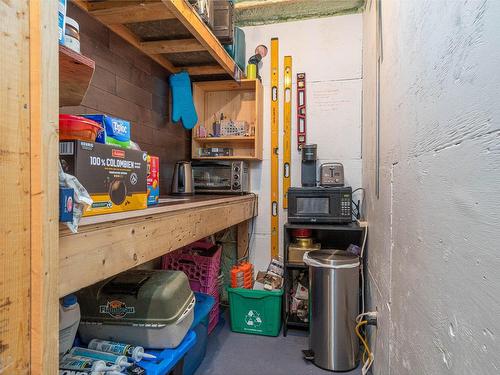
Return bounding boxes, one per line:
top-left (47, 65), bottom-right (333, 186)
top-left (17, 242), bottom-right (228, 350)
top-left (192, 162), bottom-right (233, 192)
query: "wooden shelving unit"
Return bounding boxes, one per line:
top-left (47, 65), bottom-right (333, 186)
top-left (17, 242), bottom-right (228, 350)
top-left (59, 44), bottom-right (95, 106)
top-left (5, 1), bottom-right (254, 372)
top-left (192, 79), bottom-right (263, 160)
top-left (72, 0), bottom-right (243, 80)
top-left (59, 195), bottom-right (257, 297)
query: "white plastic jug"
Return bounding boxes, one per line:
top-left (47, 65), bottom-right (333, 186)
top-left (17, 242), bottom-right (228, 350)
top-left (59, 294), bottom-right (80, 355)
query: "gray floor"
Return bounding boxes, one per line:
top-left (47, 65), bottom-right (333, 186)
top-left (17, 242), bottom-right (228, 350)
top-left (196, 311), bottom-right (362, 375)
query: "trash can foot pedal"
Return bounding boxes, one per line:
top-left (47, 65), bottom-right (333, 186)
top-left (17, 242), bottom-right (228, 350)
top-left (302, 350), bottom-right (314, 361)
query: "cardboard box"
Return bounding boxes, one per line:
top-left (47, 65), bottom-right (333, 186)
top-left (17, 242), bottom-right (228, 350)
top-left (59, 140), bottom-right (147, 216)
top-left (147, 155), bottom-right (160, 206)
top-left (82, 114), bottom-right (131, 148)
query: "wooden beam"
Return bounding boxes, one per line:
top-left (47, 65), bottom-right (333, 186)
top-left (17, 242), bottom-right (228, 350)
top-left (71, 0), bottom-right (89, 11)
top-left (91, 2), bottom-right (175, 24)
top-left (59, 196), bottom-right (257, 296)
top-left (105, 24), bottom-right (179, 73)
top-left (141, 38), bottom-right (205, 54)
top-left (162, 0), bottom-right (239, 78)
top-left (185, 65), bottom-right (227, 76)
top-left (86, 0), bottom-right (161, 12)
top-left (1, 0), bottom-right (31, 372)
top-left (29, 0), bottom-right (59, 373)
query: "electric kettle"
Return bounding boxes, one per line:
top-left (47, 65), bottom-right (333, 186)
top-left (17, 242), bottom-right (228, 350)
top-left (171, 161), bottom-right (194, 195)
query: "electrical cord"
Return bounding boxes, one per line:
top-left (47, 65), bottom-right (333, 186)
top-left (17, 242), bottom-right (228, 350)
top-left (352, 187), bottom-right (365, 220)
top-left (357, 223), bottom-right (368, 313)
top-left (237, 192), bottom-right (257, 263)
top-left (355, 319), bottom-right (374, 375)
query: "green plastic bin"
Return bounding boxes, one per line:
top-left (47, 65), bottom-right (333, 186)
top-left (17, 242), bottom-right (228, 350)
top-left (227, 287), bottom-right (283, 336)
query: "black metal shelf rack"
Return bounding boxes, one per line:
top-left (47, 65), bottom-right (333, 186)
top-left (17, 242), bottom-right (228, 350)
top-left (282, 221), bottom-right (365, 336)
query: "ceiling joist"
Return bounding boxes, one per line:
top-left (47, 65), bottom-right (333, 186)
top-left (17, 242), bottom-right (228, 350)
top-left (141, 38), bottom-right (206, 54)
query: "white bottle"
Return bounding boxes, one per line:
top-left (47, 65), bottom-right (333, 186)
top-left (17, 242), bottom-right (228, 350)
top-left (59, 294), bottom-right (81, 355)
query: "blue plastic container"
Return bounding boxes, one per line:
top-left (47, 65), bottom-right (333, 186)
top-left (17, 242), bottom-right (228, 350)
top-left (59, 187), bottom-right (74, 222)
top-left (139, 331), bottom-right (197, 375)
top-left (184, 292), bottom-right (215, 375)
top-left (223, 27), bottom-right (245, 72)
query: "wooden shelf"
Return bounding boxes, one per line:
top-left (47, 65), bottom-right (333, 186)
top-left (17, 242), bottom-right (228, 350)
top-left (59, 194), bottom-right (257, 297)
top-left (194, 155), bottom-right (260, 160)
top-left (194, 136), bottom-right (256, 143)
top-left (59, 44), bottom-right (95, 107)
top-left (72, 0), bottom-right (243, 80)
top-left (192, 79), bottom-right (263, 160)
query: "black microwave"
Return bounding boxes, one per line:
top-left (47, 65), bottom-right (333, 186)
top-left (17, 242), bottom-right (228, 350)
top-left (287, 187), bottom-right (352, 224)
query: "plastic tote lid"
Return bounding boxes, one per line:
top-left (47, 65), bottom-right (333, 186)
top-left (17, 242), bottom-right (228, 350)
top-left (303, 250), bottom-right (359, 269)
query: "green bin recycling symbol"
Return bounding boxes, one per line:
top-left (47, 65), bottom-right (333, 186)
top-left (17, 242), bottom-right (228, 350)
top-left (245, 310), bottom-right (262, 328)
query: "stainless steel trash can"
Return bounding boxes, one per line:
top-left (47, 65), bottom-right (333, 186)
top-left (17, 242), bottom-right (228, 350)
top-left (304, 250), bottom-right (360, 371)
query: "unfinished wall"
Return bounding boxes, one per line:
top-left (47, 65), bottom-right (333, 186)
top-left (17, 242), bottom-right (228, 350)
top-left (241, 14), bottom-right (363, 271)
top-left (362, 0), bottom-right (500, 374)
top-left (61, 4), bottom-right (191, 194)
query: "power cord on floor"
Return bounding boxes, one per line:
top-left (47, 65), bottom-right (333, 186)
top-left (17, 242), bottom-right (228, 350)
top-left (356, 312), bottom-right (376, 374)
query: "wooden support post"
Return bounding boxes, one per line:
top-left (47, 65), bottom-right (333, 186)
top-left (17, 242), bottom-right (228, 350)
top-left (1, 1), bottom-right (32, 371)
top-left (237, 220), bottom-right (250, 260)
top-left (1, 0), bottom-right (58, 372)
top-left (30, 0), bottom-right (60, 372)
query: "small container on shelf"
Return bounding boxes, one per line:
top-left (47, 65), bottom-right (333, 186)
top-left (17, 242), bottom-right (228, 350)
top-left (64, 17), bottom-right (80, 53)
top-left (59, 114), bottom-right (102, 142)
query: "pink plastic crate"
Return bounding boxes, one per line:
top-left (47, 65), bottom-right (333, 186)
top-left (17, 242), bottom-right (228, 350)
top-left (162, 241), bottom-right (222, 289)
top-left (208, 294), bottom-right (220, 334)
top-left (162, 240), bottom-right (221, 333)
top-left (192, 280), bottom-right (219, 333)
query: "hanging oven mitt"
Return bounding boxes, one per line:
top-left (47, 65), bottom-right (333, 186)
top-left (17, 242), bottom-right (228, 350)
top-left (169, 71), bottom-right (198, 130)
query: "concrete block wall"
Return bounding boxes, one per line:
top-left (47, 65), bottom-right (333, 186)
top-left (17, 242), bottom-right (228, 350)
top-left (61, 3), bottom-right (191, 195)
top-left (362, 0), bottom-right (500, 374)
top-left (241, 14), bottom-right (363, 271)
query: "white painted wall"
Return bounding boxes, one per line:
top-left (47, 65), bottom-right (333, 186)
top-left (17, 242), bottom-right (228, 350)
top-left (241, 14), bottom-right (363, 271)
top-left (362, 0), bottom-right (500, 374)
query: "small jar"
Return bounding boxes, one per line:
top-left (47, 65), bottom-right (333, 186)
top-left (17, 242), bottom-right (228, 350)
top-left (64, 17), bottom-right (80, 53)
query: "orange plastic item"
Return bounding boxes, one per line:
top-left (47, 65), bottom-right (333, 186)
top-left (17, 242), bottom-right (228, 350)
top-left (59, 114), bottom-right (102, 142)
top-left (231, 262), bottom-right (255, 289)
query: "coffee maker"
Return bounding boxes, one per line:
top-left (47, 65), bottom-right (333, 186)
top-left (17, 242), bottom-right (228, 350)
top-left (301, 144), bottom-right (317, 187)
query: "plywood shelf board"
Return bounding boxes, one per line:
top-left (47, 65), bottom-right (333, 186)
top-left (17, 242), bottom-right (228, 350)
top-left (73, 0), bottom-right (242, 78)
top-left (59, 44), bottom-right (95, 107)
top-left (193, 155), bottom-right (258, 160)
top-left (194, 136), bottom-right (256, 143)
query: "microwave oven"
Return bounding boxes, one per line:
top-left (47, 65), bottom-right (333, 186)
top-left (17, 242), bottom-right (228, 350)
top-left (287, 187), bottom-right (352, 224)
top-left (191, 160), bottom-right (249, 194)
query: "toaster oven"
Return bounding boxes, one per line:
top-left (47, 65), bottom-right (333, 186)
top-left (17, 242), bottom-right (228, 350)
top-left (191, 160), bottom-right (249, 194)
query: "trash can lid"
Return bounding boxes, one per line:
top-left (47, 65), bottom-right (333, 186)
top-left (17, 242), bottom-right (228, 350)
top-left (303, 250), bottom-right (359, 269)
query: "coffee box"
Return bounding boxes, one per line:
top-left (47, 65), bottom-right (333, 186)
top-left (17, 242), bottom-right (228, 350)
top-left (147, 155), bottom-right (160, 206)
top-left (59, 140), bottom-right (147, 216)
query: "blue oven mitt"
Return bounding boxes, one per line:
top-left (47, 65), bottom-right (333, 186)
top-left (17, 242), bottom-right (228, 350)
top-left (169, 71), bottom-right (198, 130)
